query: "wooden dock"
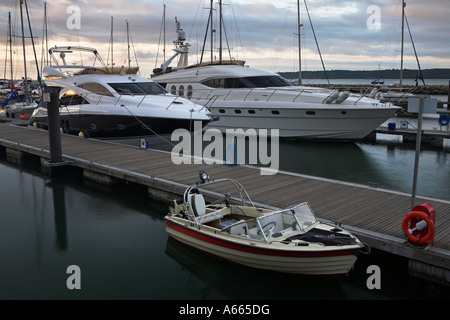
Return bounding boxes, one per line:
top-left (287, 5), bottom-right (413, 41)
top-left (0, 118), bottom-right (449, 285)
top-left (361, 125), bottom-right (450, 148)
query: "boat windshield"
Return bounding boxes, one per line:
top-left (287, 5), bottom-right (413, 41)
top-left (108, 82), bottom-right (167, 95)
top-left (223, 203), bottom-right (318, 242)
top-left (201, 76), bottom-right (294, 89)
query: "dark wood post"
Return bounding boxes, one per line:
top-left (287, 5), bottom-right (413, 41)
top-left (44, 85), bottom-right (62, 163)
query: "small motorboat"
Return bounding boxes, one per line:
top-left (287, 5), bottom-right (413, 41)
top-left (164, 171), bottom-right (365, 277)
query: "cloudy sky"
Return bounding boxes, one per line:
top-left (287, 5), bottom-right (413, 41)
top-left (1, 0), bottom-right (449, 79)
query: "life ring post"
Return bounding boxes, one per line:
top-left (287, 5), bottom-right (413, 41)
top-left (402, 203), bottom-right (436, 247)
top-left (438, 114), bottom-right (449, 127)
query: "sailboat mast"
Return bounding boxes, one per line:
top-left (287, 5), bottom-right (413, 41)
top-left (8, 12), bottom-right (13, 85)
top-left (297, 0), bottom-right (302, 84)
top-left (210, 0), bottom-right (213, 63)
top-left (109, 16), bottom-right (114, 71)
top-left (219, 0), bottom-right (222, 64)
top-left (400, 0), bottom-right (405, 86)
top-left (19, 0), bottom-right (30, 102)
top-left (163, 4), bottom-right (166, 61)
top-left (44, 2), bottom-right (49, 68)
top-left (127, 20), bottom-right (130, 69)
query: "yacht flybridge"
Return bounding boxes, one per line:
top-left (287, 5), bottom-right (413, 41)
top-left (29, 46), bottom-right (213, 138)
top-left (152, 19), bottom-right (401, 140)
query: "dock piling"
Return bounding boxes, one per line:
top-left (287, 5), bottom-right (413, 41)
top-left (44, 85), bottom-right (62, 164)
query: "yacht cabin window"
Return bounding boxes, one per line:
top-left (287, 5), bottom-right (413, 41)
top-left (77, 82), bottom-right (114, 97)
top-left (60, 93), bottom-right (89, 106)
top-left (201, 76), bottom-right (293, 89)
top-left (108, 82), bottom-right (167, 96)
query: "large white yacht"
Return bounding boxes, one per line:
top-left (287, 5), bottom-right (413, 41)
top-left (30, 46), bottom-right (213, 138)
top-left (151, 21), bottom-right (401, 140)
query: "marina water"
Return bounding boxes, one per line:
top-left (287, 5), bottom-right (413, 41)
top-left (1, 135), bottom-right (449, 300)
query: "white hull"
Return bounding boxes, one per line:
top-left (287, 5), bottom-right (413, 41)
top-left (205, 101), bottom-right (398, 139)
top-left (165, 217), bottom-right (360, 276)
top-left (153, 65), bottom-right (400, 140)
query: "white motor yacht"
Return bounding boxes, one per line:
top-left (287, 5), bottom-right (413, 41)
top-left (152, 21), bottom-right (401, 140)
top-left (30, 46), bottom-right (213, 138)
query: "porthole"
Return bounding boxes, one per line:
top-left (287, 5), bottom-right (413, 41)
top-left (218, 109), bottom-right (225, 113)
top-left (306, 111), bottom-right (316, 115)
top-left (187, 85), bottom-right (193, 99)
top-left (179, 85), bottom-right (184, 97)
top-left (170, 85), bottom-right (176, 95)
top-left (248, 110), bottom-right (255, 114)
top-left (271, 110), bottom-right (280, 115)
top-left (341, 110), bottom-right (347, 115)
top-left (235, 110), bottom-right (242, 114)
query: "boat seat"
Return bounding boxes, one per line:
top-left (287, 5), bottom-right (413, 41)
top-left (190, 194), bottom-right (206, 217)
top-left (190, 195), bottom-right (226, 224)
top-left (197, 210), bottom-right (225, 224)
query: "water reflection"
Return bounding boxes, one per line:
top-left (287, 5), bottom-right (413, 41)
top-left (0, 151), bottom-right (448, 300)
top-left (49, 181), bottom-right (68, 251)
top-left (165, 237), bottom-right (346, 300)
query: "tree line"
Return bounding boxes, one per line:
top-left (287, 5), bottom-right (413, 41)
top-left (278, 68), bottom-right (450, 80)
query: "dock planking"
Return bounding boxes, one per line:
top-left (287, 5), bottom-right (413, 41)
top-left (0, 121), bottom-right (449, 277)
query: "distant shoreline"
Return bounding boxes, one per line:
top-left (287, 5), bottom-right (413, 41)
top-left (278, 68), bottom-right (450, 80)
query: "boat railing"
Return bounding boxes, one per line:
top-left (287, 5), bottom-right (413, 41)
top-left (188, 88), bottom-right (310, 105)
top-left (352, 86), bottom-right (380, 105)
top-left (181, 178), bottom-right (257, 229)
top-left (60, 90), bottom-right (182, 110)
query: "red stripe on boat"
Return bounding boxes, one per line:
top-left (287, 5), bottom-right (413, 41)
top-left (165, 219), bottom-right (354, 258)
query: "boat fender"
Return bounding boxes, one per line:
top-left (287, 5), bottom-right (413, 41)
top-left (402, 211), bottom-right (435, 246)
top-left (368, 88), bottom-right (378, 99)
top-left (438, 114), bottom-right (449, 126)
top-left (360, 244), bottom-right (371, 255)
top-left (335, 91), bottom-right (350, 104)
top-left (325, 91), bottom-right (339, 104)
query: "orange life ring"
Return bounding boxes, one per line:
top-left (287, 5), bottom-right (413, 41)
top-left (402, 211), bottom-right (435, 245)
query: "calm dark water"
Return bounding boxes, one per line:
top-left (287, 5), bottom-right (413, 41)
top-left (0, 139), bottom-right (449, 300)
